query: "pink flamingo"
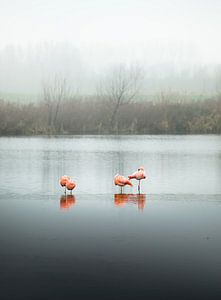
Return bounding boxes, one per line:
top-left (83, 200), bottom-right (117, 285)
top-left (114, 174), bottom-right (133, 194)
top-left (128, 166), bottom-right (146, 194)
top-left (66, 179), bottom-right (77, 194)
top-left (59, 175), bottom-right (70, 194)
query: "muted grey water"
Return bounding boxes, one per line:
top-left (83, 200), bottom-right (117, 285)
top-left (0, 135), bottom-right (221, 299)
top-left (0, 135), bottom-right (220, 195)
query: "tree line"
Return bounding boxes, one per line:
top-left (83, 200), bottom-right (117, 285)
top-left (0, 95), bottom-right (220, 135)
top-left (0, 65), bottom-right (221, 135)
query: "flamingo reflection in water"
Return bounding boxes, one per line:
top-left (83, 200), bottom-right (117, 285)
top-left (114, 194), bottom-right (146, 211)
top-left (60, 195), bottom-right (76, 210)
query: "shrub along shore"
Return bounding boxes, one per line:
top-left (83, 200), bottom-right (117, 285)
top-left (0, 96), bottom-right (220, 135)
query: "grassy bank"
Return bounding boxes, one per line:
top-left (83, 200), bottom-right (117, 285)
top-left (0, 96), bottom-right (220, 135)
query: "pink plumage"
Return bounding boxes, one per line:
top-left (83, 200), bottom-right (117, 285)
top-left (128, 166), bottom-right (146, 194)
top-left (114, 174), bottom-right (133, 187)
top-left (128, 166), bottom-right (146, 180)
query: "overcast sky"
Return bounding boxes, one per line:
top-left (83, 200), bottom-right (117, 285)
top-left (0, 0), bottom-right (220, 65)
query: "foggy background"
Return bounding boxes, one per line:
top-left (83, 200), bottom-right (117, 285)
top-left (0, 0), bottom-right (221, 100)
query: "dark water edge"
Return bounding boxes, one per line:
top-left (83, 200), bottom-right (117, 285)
top-left (1, 133), bottom-right (221, 137)
top-left (1, 194), bottom-right (221, 300)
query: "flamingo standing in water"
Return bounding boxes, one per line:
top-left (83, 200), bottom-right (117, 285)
top-left (128, 166), bottom-right (146, 194)
top-left (114, 174), bottom-right (133, 194)
top-left (59, 175), bottom-right (70, 194)
top-left (66, 179), bottom-right (77, 194)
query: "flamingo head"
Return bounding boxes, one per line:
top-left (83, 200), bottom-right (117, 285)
top-left (138, 166), bottom-right (145, 171)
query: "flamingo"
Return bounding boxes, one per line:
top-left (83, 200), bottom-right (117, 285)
top-left (114, 174), bottom-right (133, 194)
top-left (59, 175), bottom-right (70, 194)
top-left (128, 166), bottom-right (146, 194)
top-left (66, 179), bottom-right (77, 194)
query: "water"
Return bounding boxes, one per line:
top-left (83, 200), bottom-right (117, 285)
top-left (0, 135), bottom-right (221, 299)
top-left (0, 135), bottom-right (220, 195)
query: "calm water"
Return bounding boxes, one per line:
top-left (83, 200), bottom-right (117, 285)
top-left (0, 135), bottom-right (221, 299)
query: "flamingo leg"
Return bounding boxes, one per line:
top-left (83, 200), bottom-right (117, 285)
top-left (120, 186), bottom-right (123, 194)
top-left (64, 186), bottom-right (66, 194)
top-left (138, 180), bottom-right (141, 194)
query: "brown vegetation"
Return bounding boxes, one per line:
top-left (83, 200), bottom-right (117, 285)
top-left (0, 94), bottom-right (220, 135)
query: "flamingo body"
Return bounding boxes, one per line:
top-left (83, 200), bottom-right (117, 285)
top-left (66, 179), bottom-right (76, 192)
top-left (59, 175), bottom-right (70, 187)
top-left (114, 174), bottom-right (133, 187)
top-left (128, 167), bottom-right (146, 180)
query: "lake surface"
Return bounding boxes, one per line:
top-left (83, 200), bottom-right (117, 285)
top-left (0, 135), bottom-right (221, 299)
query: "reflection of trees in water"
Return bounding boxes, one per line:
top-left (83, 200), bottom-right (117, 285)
top-left (112, 135), bottom-right (125, 178)
top-left (115, 152), bottom-right (124, 177)
top-left (42, 150), bottom-right (51, 192)
top-left (114, 194), bottom-right (146, 211)
top-left (60, 195), bottom-right (76, 210)
top-left (41, 149), bottom-right (62, 194)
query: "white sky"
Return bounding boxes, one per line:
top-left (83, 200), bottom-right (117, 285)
top-left (0, 0), bottom-right (221, 64)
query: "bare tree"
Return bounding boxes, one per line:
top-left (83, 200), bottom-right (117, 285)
top-left (98, 64), bottom-right (144, 132)
top-left (42, 75), bottom-right (69, 134)
top-left (215, 65), bottom-right (221, 95)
